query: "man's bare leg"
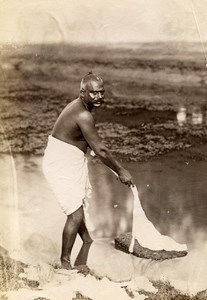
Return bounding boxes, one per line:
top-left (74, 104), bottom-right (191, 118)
top-left (61, 206), bottom-right (84, 269)
top-left (74, 241), bottom-right (92, 267)
top-left (78, 219), bottom-right (93, 244)
top-left (74, 218), bottom-right (93, 274)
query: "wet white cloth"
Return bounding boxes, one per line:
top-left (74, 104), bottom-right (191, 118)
top-left (42, 135), bottom-right (92, 215)
top-left (129, 186), bottom-right (187, 252)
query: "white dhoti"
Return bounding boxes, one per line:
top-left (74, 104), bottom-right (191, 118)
top-left (42, 135), bottom-right (92, 215)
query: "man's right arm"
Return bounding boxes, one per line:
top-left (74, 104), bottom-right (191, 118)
top-left (77, 111), bottom-right (134, 187)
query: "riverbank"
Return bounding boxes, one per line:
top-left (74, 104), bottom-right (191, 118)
top-left (1, 247), bottom-right (207, 300)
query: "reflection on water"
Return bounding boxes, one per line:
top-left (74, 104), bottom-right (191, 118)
top-left (177, 105), bottom-right (204, 126)
top-left (88, 161), bottom-right (133, 239)
top-left (192, 111), bottom-right (203, 125)
top-left (177, 107), bottom-right (187, 126)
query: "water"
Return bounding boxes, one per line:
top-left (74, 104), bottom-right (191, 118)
top-left (1, 152), bottom-right (207, 250)
top-left (87, 155), bottom-right (207, 246)
top-left (1, 150), bottom-right (207, 294)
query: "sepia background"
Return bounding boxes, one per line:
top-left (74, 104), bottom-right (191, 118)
top-left (1, 0), bottom-right (207, 299)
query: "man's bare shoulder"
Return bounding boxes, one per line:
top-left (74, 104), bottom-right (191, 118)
top-left (77, 109), bottom-right (93, 122)
top-left (71, 99), bottom-right (94, 122)
top-left (62, 99), bottom-right (80, 114)
top-left (63, 99), bottom-right (87, 114)
top-left (60, 98), bottom-right (94, 125)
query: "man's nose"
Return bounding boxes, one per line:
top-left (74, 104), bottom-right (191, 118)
top-left (98, 92), bottom-right (103, 98)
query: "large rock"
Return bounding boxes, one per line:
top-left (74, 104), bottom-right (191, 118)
top-left (115, 233), bottom-right (188, 260)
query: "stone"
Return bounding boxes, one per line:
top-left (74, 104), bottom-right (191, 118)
top-left (114, 233), bottom-right (188, 260)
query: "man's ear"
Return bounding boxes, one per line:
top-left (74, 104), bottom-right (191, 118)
top-left (80, 89), bottom-right (85, 99)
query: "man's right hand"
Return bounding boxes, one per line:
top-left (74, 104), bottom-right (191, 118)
top-left (118, 169), bottom-right (134, 187)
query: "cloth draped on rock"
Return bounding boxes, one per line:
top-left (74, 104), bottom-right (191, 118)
top-left (42, 135), bottom-right (92, 216)
top-left (129, 186), bottom-right (187, 252)
top-left (110, 169), bottom-right (187, 252)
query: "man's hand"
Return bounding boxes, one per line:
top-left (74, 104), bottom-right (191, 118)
top-left (118, 169), bottom-right (134, 187)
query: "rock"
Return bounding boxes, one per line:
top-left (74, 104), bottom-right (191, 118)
top-left (114, 233), bottom-right (188, 260)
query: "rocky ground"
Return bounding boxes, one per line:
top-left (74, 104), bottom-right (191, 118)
top-left (1, 245), bottom-right (207, 300)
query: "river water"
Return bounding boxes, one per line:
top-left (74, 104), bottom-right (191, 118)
top-left (1, 151), bottom-right (207, 294)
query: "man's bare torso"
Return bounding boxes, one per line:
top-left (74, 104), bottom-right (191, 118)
top-left (52, 98), bottom-right (89, 154)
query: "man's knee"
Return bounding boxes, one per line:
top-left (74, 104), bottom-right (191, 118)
top-left (67, 206), bottom-right (84, 225)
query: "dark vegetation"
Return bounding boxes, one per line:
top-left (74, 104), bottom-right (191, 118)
top-left (1, 42), bottom-right (207, 161)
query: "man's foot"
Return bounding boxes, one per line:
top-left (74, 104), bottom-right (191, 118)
top-left (61, 258), bottom-right (72, 270)
top-left (74, 264), bottom-right (90, 276)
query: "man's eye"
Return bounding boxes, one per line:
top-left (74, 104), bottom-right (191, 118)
top-left (90, 91), bottom-right (105, 95)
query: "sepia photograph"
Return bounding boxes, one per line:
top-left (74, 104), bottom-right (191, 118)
top-left (1, 0), bottom-right (207, 299)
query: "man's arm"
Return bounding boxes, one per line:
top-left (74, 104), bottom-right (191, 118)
top-left (77, 111), bottom-right (133, 187)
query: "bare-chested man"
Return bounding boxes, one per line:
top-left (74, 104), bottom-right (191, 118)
top-left (43, 72), bottom-right (133, 269)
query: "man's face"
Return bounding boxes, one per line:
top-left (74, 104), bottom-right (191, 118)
top-left (84, 80), bottom-right (105, 108)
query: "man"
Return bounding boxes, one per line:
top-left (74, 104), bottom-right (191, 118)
top-left (42, 72), bottom-right (134, 269)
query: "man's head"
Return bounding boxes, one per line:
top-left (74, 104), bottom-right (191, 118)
top-left (80, 72), bottom-right (105, 109)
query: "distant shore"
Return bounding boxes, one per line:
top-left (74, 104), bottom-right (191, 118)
top-left (0, 43), bottom-right (207, 162)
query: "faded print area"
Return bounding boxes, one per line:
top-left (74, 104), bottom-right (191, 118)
top-left (1, 1), bottom-right (207, 299)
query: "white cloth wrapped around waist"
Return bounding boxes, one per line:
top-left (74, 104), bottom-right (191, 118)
top-left (42, 135), bottom-right (92, 216)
